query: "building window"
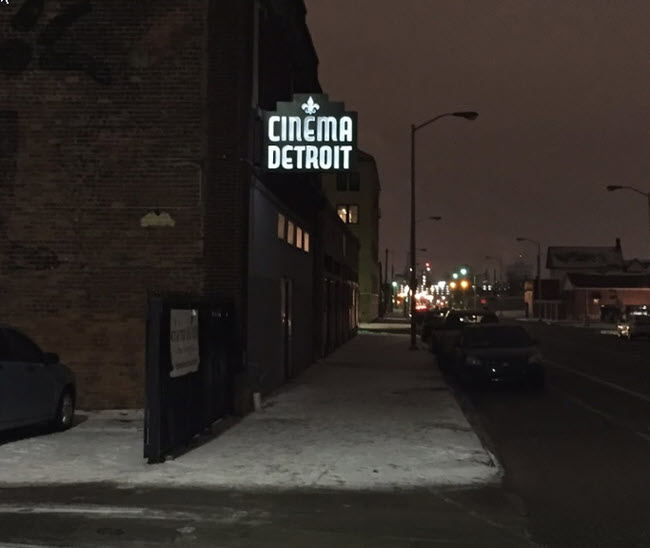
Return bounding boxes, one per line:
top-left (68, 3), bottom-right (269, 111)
top-left (296, 226), bottom-right (303, 249)
top-left (287, 221), bottom-right (294, 245)
top-left (348, 172), bottom-right (360, 191)
top-left (304, 232), bottom-right (310, 253)
top-left (337, 204), bottom-right (359, 224)
top-left (336, 173), bottom-right (347, 191)
top-left (277, 213), bottom-right (286, 240)
top-left (348, 204), bottom-right (359, 223)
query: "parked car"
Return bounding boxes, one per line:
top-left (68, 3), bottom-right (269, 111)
top-left (0, 325), bottom-right (76, 432)
top-left (450, 324), bottom-right (545, 390)
top-left (617, 314), bottom-right (650, 340)
top-left (420, 307), bottom-right (448, 343)
top-left (430, 309), bottom-right (498, 368)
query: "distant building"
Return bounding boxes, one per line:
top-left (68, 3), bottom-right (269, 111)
top-left (546, 238), bottom-right (625, 287)
top-left (321, 150), bottom-right (381, 322)
top-left (564, 273), bottom-right (650, 320)
top-left (541, 238), bottom-right (650, 320)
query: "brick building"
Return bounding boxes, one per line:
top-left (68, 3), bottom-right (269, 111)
top-left (1, 0), bottom-right (357, 410)
top-left (564, 274), bottom-right (650, 321)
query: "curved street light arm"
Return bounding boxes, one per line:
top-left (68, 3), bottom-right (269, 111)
top-left (607, 185), bottom-right (649, 197)
top-left (414, 113), bottom-right (454, 132)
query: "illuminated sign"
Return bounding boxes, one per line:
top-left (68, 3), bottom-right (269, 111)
top-left (263, 94), bottom-right (358, 172)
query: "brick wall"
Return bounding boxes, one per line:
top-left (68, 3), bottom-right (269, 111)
top-left (0, 1), bottom-right (252, 409)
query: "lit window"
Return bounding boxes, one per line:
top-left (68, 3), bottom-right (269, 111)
top-left (337, 204), bottom-right (359, 224)
top-left (277, 213), bottom-right (286, 240)
top-left (303, 232), bottom-right (310, 253)
top-left (296, 226), bottom-right (303, 249)
top-left (287, 221), bottom-right (294, 245)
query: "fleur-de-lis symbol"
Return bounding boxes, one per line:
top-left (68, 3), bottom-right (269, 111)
top-left (301, 96), bottom-right (320, 115)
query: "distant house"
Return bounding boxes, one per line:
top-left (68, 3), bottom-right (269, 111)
top-left (563, 273), bottom-right (650, 320)
top-left (546, 238), bottom-right (625, 288)
top-left (541, 238), bottom-right (650, 320)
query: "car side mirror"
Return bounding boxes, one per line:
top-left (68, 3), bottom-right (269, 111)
top-left (43, 352), bottom-right (59, 365)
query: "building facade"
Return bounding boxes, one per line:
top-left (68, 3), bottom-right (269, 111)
top-left (563, 274), bottom-right (650, 320)
top-left (1, 0), bottom-right (356, 410)
top-left (321, 150), bottom-right (380, 322)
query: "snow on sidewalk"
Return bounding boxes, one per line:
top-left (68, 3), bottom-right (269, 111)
top-left (0, 334), bottom-right (501, 490)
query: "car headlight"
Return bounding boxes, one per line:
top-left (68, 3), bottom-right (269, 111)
top-left (465, 356), bottom-right (482, 366)
top-left (527, 353), bottom-right (543, 365)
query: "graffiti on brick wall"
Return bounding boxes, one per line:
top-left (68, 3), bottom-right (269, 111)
top-left (0, 0), bottom-right (111, 84)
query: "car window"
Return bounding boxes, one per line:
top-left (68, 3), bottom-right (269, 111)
top-left (5, 329), bottom-right (43, 363)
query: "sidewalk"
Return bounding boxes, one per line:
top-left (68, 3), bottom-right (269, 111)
top-left (0, 333), bottom-right (500, 490)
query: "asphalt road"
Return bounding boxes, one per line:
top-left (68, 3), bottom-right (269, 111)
top-left (0, 484), bottom-right (538, 547)
top-left (454, 322), bottom-right (650, 548)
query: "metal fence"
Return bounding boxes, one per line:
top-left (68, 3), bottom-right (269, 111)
top-left (144, 294), bottom-right (238, 464)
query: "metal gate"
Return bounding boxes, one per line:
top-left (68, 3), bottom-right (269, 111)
top-left (144, 294), bottom-right (238, 464)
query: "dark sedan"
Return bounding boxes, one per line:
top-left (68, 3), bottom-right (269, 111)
top-left (0, 325), bottom-right (76, 432)
top-left (450, 324), bottom-right (545, 390)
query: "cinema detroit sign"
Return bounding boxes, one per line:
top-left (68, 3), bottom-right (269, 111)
top-left (263, 94), bottom-right (358, 172)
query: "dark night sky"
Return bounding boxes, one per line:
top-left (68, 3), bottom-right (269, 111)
top-left (305, 1), bottom-right (650, 280)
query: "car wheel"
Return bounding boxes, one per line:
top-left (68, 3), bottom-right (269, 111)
top-left (53, 387), bottom-right (75, 431)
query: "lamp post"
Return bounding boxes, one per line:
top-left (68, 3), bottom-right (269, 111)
top-left (606, 185), bottom-right (650, 245)
top-left (516, 237), bottom-right (541, 319)
top-left (404, 247), bottom-right (427, 317)
top-left (409, 111), bottom-right (478, 349)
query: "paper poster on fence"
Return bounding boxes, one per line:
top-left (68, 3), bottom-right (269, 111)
top-left (169, 309), bottom-right (199, 378)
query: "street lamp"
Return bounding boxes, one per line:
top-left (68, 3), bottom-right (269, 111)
top-left (516, 237), bottom-right (541, 319)
top-left (606, 185), bottom-right (650, 245)
top-left (409, 111), bottom-right (478, 349)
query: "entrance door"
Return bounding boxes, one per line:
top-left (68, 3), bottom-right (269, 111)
top-left (280, 278), bottom-right (293, 380)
